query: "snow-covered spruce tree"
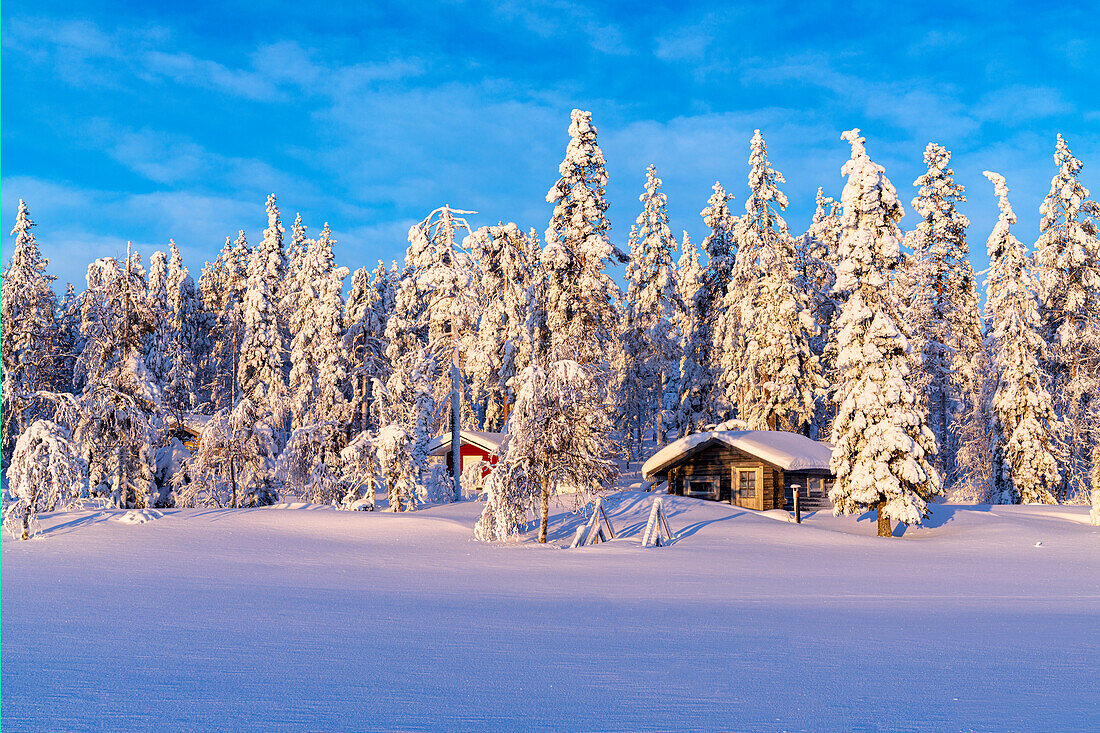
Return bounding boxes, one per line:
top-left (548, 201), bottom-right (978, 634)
top-left (4, 420), bottom-right (86, 539)
top-left (674, 231), bottom-right (707, 435)
top-left (344, 262), bottom-right (394, 435)
top-left (200, 232), bottom-right (249, 411)
top-left (618, 165), bottom-right (684, 455)
top-left (52, 282), bottom-right (81, 395)
top-left (238, 196), bottom-right (288, 431)
top-left (164, 240), bottom-right (203, 413)
top-left (679, 182), bottom-right (738, 430)
top-left (1, 200), bottom-right (60, 461)
top-left (907, 143), bottom-right (982, 488)
top-left (386, 206), bottom-right (480, 501)
top-left (1034, 135), bottom-right (1100, 502)
top-left (73, 248), bottom-right (163, 508)
top-left (176, 398), bottom-right (278, 508)
top-left (721, 130), bottom-right (822, 431)
top-left (145, 249), bottom-right (172, 384)
top-left (540, 109), bottom-right (623, 368)
top-left (983, 172), bottom-right (1061, 504)
top-left (288, 223), bottom-right (350, 431)
top-left (475, 353), bottom-right (618, 543)
top-left (829, 129), bottom-right (942, 537)
top-left (803, 189), bottom-right (842, 438)
top-left (281, 213), bottom-right (309, 329)
top-left (465, 223), bottom-right (537, 431)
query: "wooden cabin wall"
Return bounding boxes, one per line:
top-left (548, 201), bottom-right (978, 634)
top-left (782, 472), bottom-right (833, 510)
top-left (667, 444), bottom-right (786, 511)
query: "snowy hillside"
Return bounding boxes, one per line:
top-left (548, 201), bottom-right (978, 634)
top-left (3, 492), bottom-right (1097, 731)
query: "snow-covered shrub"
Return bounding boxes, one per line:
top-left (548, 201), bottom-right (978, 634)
top-left (154, 438), bottom-right (191, 506)
top-left (460, 461), bottom-right (488, 499)
top-left (338, 430), bottom-right (379, 510)
top-left (419, 462), bottom-right (452, 505)
top-left (4, 420), bottom-right (86, 539)
top-left (474, 460), bottom-right (533, 542)
top-left (175, 399), bottom-right (279, 508)
top-left (277, 422), bottom-right (346, 504)
top-left (375, 423), bottom-right (420, 512)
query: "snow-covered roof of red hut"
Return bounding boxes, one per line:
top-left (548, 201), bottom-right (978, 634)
top-left (427, 430), bottom-right (506, 457)
top-left (642, 430), bottom-right (834, 480)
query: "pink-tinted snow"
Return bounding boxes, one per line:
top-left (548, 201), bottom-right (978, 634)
top-left (2, 492), bottom-right (1096, 731)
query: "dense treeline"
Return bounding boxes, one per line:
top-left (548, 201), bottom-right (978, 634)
top-left (3, 109), bottom-right (1099, 540)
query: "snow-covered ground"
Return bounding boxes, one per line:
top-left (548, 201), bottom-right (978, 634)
top-left (3, 492), bottom-right (1097, 731)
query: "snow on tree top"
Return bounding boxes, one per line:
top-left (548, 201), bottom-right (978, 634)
top-left (642, 430), bottom-right (834, 480)
top-left (427, 430), bottom-right (506, 457)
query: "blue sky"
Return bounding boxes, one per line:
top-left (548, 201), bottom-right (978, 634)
top-left (3, 0), bottom-right (1097, 291)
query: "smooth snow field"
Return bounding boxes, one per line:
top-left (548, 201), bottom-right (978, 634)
top-left (3, 492), bottom-right (1098, 732)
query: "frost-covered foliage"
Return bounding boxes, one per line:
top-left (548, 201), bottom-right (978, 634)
top-left (538, 109), bottom-right (623, 368)
top-left (906, 143), bottom-right (982, 489)
top-left (466, 223), bottom-right (537, 431)
top-left (829, 130), bottom-right (942, 536)
top-left (1, 200), bottom-right (61, 460)
top-left (176, 399), bottom-right (278, 508)
top-left (476, 355), bottom-right (617, 543)
top-left (4, 420), bottom-right (85, 539)
top-left (238, 195), bottom-right (287, 423)
top-left (1034, 135), bottom-right (1100, 503)
top-left (982, 172), bottom-right (1061, 505)
top-left (618, 165), bottom-right (684, 454)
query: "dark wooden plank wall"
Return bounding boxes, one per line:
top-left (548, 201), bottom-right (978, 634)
top-left (667, 444), bottom-right (787, 511)
top-left (782, 471), bottom-right (834, 510)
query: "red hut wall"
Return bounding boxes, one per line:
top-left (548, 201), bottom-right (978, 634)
top-left (446, 444), bottom-right (500, 477)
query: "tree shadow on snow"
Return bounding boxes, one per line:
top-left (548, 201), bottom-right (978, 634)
top-left (38, 511), bottom-right (116, 538)
top-left (868, 502), bottom-right (984, 537)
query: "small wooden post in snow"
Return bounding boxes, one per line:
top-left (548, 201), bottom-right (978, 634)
top-left (641, 497), bottom-right (675, 547)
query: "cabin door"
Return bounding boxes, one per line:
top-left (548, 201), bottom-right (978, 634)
top-left (733, 467), bottom-right (762, 511)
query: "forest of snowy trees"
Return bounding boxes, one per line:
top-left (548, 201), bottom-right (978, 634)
top-left (4, 109), bottom-right (1100, 540)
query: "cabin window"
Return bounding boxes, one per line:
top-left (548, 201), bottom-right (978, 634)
top-left (688, 480), bottom-right (716, 499)
top-left (738, 470), bottom-right (757, 498)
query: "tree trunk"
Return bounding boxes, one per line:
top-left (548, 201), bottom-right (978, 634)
top-left (876, 501), bottom-right (892, 538)
top-left (451, 355), bottom-right (461, 502)
top-left (538, 476), bottom-right (550, 544)
top-left (229, 457), bottom-right (238, 509)
top-left (21, 503), bottom-right (32, 540)
top-left (362, 373), bottom-right (370, 434)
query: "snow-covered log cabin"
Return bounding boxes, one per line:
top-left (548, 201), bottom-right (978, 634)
top-left (641, 430), bottom-right (834, 512)
top-left (427, 430), bottom-right (505, 478)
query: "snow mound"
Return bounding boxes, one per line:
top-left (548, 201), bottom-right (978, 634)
top-left (114, 509), bottom-right (164, 524)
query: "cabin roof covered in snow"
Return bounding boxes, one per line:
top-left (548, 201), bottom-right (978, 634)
top-left (427, 430), bottom-right (506, 457)
top-left (642, 430), bottom-right (834, 480)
